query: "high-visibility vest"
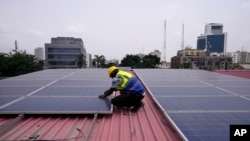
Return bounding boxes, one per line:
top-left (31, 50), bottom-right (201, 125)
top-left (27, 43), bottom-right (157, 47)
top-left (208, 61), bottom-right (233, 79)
top-left (115, 70), bottom-right (144, 95)
top-left (115, 70), bottom-right (132, 90)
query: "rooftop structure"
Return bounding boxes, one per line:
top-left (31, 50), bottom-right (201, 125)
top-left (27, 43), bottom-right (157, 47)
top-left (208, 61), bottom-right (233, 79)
top-left (1, 69), bottom-right (250, 140)
top-left (197, 23), bottom-right (227, 53)
top-left (34, 47), bottom-right (44, 60)
top-left (45, 37), bottom-right (86, 69)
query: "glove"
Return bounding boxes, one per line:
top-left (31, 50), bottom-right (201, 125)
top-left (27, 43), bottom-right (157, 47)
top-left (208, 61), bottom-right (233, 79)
top-left (98, 94), bottom-right (106, 99)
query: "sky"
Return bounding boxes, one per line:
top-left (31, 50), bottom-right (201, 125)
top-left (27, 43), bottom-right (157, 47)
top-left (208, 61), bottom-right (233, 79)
top-left (0, 0), bottom-right (250, 62)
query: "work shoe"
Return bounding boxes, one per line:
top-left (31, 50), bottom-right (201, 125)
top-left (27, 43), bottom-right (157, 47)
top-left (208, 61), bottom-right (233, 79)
top-left (131, 102), bottom-right (144, 113)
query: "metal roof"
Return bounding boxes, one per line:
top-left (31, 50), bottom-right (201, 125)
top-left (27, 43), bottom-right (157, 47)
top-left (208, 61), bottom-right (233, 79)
top-left (1, 69), bottom-right (249, 141)
top-left (215, 70), bottom-right (250, 79)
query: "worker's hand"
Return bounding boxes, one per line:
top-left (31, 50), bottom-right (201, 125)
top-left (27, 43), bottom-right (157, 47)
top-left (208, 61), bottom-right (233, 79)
top-left (98, 94), bottom-right (106, 99)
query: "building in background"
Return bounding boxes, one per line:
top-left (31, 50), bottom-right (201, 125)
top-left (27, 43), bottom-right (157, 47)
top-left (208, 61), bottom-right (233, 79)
top-left (45, 37), bottom-right (86, 69)
top-left (86, 53), bottom-right (92, 68)
top-left (149, 50), bottom-right (161, 59)
top-left (197, 23), bottom-right (227, 53)
top-left (34, 47), bottom-right (44, 60)
top-left (171, 48), bottom-right (232, 70)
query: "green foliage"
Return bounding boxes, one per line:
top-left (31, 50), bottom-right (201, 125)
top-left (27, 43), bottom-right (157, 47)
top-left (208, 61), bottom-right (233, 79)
top-left (120, 54), bottom-right (141, 68)
top-left (76, 53), bottom-right (86, 68)
top-left (92, 55), bottom-right (106, 68)
top-left (142, 55), bottom-right (160, 68)
top-left (120, 54), bottom-right (160, 68)
top-left (0, 51), bottom-right (44, 77)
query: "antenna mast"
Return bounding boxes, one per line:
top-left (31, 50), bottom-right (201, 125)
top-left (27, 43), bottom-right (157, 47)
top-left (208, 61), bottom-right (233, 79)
top-left (181, 23), bottom-right (184, 50)
top-left (162, 20), bottom-right (167, 62)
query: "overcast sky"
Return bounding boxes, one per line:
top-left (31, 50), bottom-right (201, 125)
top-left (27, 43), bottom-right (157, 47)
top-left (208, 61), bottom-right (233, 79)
top-left (0, 0), bottom-right (250, 62)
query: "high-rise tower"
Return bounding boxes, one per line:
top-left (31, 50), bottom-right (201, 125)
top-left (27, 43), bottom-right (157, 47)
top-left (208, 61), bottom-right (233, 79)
top-left (197, 23), bottom-right (227, 53)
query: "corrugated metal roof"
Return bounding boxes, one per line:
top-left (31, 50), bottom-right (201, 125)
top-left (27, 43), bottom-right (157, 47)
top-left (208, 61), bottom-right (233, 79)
top-left (0, 70), bottom-right (182, 141)
top-left (215, 70), bottom-right (250, 79)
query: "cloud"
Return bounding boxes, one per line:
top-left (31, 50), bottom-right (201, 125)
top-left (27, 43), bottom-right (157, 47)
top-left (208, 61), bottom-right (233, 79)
top-left (242, 2), bottom-right (250, 9)
top-left (161, 3), bottom-right (183, 20)
top-left (28, 28), bottom-right (44, 36)
top-left (65, 24), bottom-right (88, 34)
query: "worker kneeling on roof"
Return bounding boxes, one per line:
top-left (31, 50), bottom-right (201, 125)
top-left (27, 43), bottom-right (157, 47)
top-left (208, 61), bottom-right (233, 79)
top-left (99, 66), bottom-right (145, 112)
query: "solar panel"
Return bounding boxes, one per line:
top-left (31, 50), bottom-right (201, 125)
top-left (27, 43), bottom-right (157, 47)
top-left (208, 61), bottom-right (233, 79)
top-left (168, 112), bottom-right (250, 141)
top-left (0, 96), bottom-right (21, 107)
top-left (148, 87), bottom-right (232, 96)
top-left (143, 80), bottom-right (208, 87)
top-left (0, 80), bottom-right (54, 87)
top-left (220, 87), bottom-right (250, 96)
top-left (0, 87), bottom-right (40, 96)
top-left (33, 87), bottom-right (108, 96)
top-left (51, 80), bottom-right (110, 87)
top-left (0, 97), bottom-right (112, 114)
top-left (155, 96), bottom-right (250, 111)
top-left (0, 69), bottom-right (113, 115)
top-left (135, 69), bottom-right (250, 141)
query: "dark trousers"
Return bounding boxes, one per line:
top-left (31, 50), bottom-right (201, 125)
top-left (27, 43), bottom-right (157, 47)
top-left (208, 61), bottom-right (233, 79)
top-left (111, 94), bottom-right (144, 108)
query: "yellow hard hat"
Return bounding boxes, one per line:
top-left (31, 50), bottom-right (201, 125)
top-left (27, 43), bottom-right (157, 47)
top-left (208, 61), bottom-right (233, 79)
top-left (108, 66), bottom-right (117, 77)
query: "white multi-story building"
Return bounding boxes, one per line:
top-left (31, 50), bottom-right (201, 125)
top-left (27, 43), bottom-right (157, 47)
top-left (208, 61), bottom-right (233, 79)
top-left (45, 37), bottom-right (86, 69)
top-left (149, 50), bottom-right (161, 59)
top-left (34, 47), bottom-right (44, 60)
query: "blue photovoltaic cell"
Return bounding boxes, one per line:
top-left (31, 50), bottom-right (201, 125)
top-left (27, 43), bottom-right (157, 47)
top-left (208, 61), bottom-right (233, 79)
top-left (168, 112), bottom-right (250, 141)
top-left (33, 87), bottom-right (107, 96)
top-left (0, 80), bottom-right (54, 87)
top-left (144, 80), bottom-right (208, 87)
top-left (0, 69), bottom-right (113, 114)
top-left (0, 87), bottom-right (41, 96)
top-left (51, 80), bottom-right (110, 87)
top-left (155, 96), bottom-right (250, 111)
top-left (220, 86), bottom-right (250, 96)
top-left (134, 69), bottom-right (250, 141)
top-left (0, 96), bottom-right (21, 107)
top-left (148, 87), bottom-right (232, 96)
top-left (203, 80), bottom-right (250, 87)
top-left (0, 97), bottom-right (112, 114)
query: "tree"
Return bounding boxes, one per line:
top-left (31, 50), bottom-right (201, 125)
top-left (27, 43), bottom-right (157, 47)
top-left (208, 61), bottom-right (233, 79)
top-left (142, 55), bottom-right (160, 68)
top-left (120, 54), bottom-right (141, 68)
top-left (92, 55), bottom-right (105, 68)
top-left (76, 53), bottom-right (86, 68)
top-left (120, 54), bottom-right (160, 68)
top-left (0, 49), bottom-right (44, 77)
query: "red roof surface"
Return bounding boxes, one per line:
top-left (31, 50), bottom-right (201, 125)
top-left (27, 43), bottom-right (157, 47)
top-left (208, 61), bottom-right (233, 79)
top-left (214, 70), bottom-right (250, 79)
top-left (0, 71), bottom-right (183, 141)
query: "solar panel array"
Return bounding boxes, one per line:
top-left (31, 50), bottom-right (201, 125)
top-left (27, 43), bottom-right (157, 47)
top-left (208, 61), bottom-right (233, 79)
top-left (135, 69), bottom-right (250, 141)
top-left (0, 69), bottom-right (113, 114)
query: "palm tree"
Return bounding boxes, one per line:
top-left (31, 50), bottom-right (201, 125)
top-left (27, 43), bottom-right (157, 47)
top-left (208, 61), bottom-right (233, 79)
top-left (76, 53), bottom-right (86, 68)
top-left (93, 55), bottom-right (105, 68)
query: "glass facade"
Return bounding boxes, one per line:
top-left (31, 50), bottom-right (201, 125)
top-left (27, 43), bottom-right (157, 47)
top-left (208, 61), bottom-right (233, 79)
top-left (197, 23), bottom-right (226, 53)
top-left (48, 48), bottom-right (80, 53)
top-left (197, 34), bottom-right (225, 53)
top-left (207, 35), bottom-right (225, 53)
top-left (45, 37), bottom-right (86, 69)
top-left (197, 37), bottom-right (206, 50)
top-left (48, 54), bottom-right (78, 59)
